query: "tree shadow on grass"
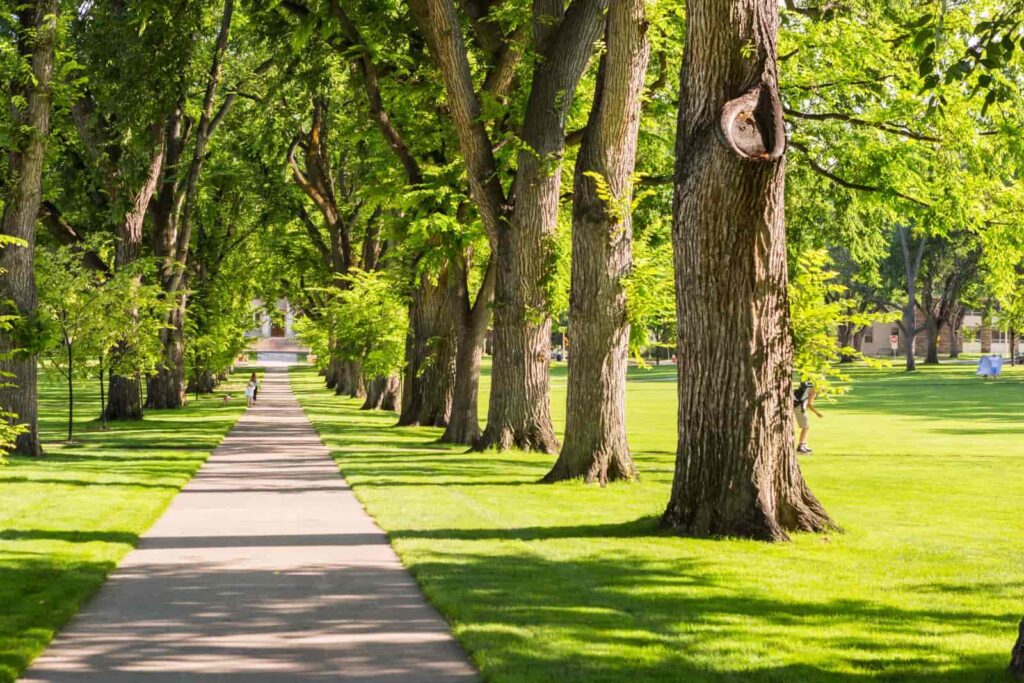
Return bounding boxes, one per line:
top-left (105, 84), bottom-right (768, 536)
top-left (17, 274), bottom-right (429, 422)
top-left (0, 476), bottom-right (180, 491)
top-left (406, 547), bottom-right (1015, 683)
top-left (0, 529), bottom-right (139, 545)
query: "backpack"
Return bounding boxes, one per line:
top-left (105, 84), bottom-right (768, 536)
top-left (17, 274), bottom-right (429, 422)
top-left (793, 381), bottom-right (813, 407)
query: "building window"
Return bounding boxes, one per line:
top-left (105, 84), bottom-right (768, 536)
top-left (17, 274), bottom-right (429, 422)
top-left (993, 329), bottom-right (1007, 344)
top-left (864, 327), bottom-right (874, 343)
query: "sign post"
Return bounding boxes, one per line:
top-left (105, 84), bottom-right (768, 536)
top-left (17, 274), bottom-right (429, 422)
top-left (890, 334), bottom-right (899, 358)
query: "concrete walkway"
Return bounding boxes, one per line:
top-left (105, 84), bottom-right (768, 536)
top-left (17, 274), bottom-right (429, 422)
top-left (23, 368), bottom-right (478, 682)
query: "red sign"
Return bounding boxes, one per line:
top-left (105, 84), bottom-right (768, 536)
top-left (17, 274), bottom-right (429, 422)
top-left (889, 334), bottom-right (899, 347)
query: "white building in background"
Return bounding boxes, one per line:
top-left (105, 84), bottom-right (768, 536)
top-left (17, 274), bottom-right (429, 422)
top-left (858, 310), bottom-right (1019, 358)
top-left (245, 299), bottom-right (308, 364)
top-left (246, 298), bottom-right (296, 339)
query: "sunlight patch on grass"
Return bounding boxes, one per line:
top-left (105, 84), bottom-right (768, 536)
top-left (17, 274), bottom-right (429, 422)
top-left (0, 370), bottom-right (248, 683)
top-left (293, 362), bottom-right (1024, 683)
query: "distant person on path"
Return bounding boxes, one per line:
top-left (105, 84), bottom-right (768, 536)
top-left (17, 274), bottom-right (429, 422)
top-left (794, 380), bottom-right (822, 454)
top-left (245, 379), bottom-right (256, 408)
top-left (250, 372), bottom-right (261, 402)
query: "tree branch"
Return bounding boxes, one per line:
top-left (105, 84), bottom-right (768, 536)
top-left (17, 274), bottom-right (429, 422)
top-left (784, 107), bottom-right (941, 142)
top-left (790, 140), bottom-right (931, 208)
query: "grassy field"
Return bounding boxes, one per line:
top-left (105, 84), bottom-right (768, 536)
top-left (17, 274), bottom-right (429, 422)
top-left (292, 362), bottom-right (1024, 683)
top-left (0, 370), bottom-right (250, 683)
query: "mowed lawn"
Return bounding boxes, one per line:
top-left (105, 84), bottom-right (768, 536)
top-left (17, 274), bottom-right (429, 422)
top-left (0, 370), bottom-right (250, 683)
top-left (292, 362), bottom-right (1024, 683)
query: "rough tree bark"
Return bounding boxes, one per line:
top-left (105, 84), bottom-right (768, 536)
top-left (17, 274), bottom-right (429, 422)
top-left (0, 0), bottom-right (58, 456)
top-left (147, 0), bottom-right (234, 408)
top-left (362, 374), bottom-right (402, 411)
top-left (106, 132), bottom-right (165, 420)
top-left (544, 0), bottom-right (648, 484)
top-left (398, 273), bottom-right (455, 427)
top-left (661, 0), bottom-right (835, 541)
top-left (476, 0), bottom-right (608, 453)
top-left (325, 354), bottom-right (341, 390)
top-left (417, 0), bottom-right (606, 453)
top-left (441, 254), bottom-right (495, 445)
top-left (147, 304), bottom-right (187, 409)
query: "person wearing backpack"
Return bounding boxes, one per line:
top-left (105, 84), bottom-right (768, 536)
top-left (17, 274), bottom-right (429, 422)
top-left (793, 380), bottom-right (823, 454)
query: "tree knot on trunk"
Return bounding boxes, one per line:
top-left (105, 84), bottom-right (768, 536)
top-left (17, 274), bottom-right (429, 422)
top-left (718, 83), bottom-right (786, 163)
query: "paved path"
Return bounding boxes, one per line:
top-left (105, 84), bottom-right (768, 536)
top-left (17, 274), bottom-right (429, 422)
top-left (23, 368), bottom-right (478, 682)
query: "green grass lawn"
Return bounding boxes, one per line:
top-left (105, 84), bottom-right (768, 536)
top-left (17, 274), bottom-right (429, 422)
top-left (0, 369), bottom-right (250, 683)
top-left (292, 362), bottom-right (1024, 683)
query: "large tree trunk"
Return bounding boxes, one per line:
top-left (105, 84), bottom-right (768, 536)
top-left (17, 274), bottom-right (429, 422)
top-left (475, 0), bottom-right (608, 453)
top-left (544, 0), bottom-right (648, 484)
top-left (104, 364), bottom-right (143, 421)
top-left (362, 374), bottom-right (402, 411)
top-left (105, 133), bottom-right (164, 421)
top-left (335, 360), bottom-right (365, 399)
top-left (0, 0), bottom-right (58, 457)
top-left (441, 256), bottom-right (495, 445)
top-left (660, 0), bottom-right (834, 541)
top-left (398, 274), bottom-right (455, 427)
top-left (146, 303), bottom-right (187, 409)
top-left (186, 369), bottom-right (219, 395)
top-left (325, 354), bottom-right (341, 390)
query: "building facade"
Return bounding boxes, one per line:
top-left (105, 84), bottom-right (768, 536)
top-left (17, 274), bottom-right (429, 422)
top-left (245, 299), bottom-right (308, 364)
top-left (857, 310), bottom-right (1020, 358)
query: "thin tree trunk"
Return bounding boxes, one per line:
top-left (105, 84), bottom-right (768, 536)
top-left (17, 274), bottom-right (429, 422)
top-left (902, 305), bottom-right (917, 371)
top-left (98, 356), bottom-right (107, 430)
top-left (0, 0), bottom-right (58, 457)
top-left (661, 0), bottom-right (834, 541)
top-left (899, 226), bottom-right (926, 372)
top-left (924, 314), bottom-right (939, 365)
top-left (66, 343), bottom-right (74, 443)
top-left (545, 0), bottom-right (648, 484)
top-left (948, 307), bottom-right (963, 359)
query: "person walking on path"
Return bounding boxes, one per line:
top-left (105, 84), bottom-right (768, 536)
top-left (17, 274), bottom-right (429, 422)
top-left (794, 380), bottom-right (823, 454)
top-left (245, 378), bottom-right (256, 407)
top-left (250, 371), bottom-right (261, 402)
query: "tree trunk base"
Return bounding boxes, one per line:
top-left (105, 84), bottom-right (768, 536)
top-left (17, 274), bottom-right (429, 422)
top-left (103, 375), bottom-right (143, 421)
top-left (439, 411), bottom-right (481, 445)
top-left (186, 370), bottom-right (219, 395)
top-left (1010, 618), bottom-right (1024, 680)
top-left (661, 479), bottom-right (836, 542)
top-left (361, 375), bottom-right (401, 411)
top-left (473, 422), bottom-right (559, 454)
top-left (541, 446), bottom-right (638, 485)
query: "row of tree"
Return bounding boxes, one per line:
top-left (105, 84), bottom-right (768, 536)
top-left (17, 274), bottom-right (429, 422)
top-left (2, 1), bottom-right (1024, 547)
